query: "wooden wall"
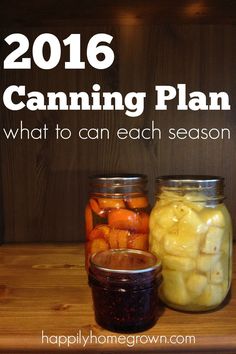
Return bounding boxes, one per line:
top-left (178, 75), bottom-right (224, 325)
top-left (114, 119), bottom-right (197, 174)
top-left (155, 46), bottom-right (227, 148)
top-left (0, 1), bottom-right (236, 242)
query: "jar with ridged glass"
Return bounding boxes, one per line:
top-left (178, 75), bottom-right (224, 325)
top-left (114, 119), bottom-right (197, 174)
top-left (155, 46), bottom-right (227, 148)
top-left (149, 175), bottom-right (232, 312)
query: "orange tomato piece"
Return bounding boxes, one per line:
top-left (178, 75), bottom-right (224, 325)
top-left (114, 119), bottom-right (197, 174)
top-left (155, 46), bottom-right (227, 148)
top-left (126, 196), bottom-right (148, 209)
top-left (98, 198), bottom-right (125, 209)
top-left (88, 238), bottom-right (109, 255)
top-left (89, 198), bottom-right (107, 217)
top-left (138, 212), bottom-right (149, 233)
top-left (108, 230), bottom-right (119, 248)
top-left (86, 238), bottom-right (109, 270)
top-left (108, 209), bottom-right (140, 231)
top-left (88, 224), bottom-right (110, 241)
top-left (108, 209), bottom-right (149, 233)
top-left (85, 242), bottom-right (92, 270)
top-left (107, 229), bottom-right (129, 249)
top-left (128, 233), bottom-right (149, 251)
top-left (117, 230), bottom-right (129, 248)
top-left (85, 204), bottom-right (93, 238)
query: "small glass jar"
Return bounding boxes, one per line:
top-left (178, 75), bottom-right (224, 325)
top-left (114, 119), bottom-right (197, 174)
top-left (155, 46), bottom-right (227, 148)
top-left (89, 249), bottom-right (162, 332)
top-left (149, 175), bottom-right (232, 312)
top-left (85, 174), bottom-right (150, 269)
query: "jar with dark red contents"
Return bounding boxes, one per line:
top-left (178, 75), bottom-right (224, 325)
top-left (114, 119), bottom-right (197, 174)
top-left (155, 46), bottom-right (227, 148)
top-left (89, 249), bottom-right (162, 332)
top-left (85, 175), bottom-right (150, 269)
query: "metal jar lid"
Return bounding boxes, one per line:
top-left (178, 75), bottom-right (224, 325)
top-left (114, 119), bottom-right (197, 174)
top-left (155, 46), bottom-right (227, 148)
top-left (155, 175), bottom-right (224, 199)
top-left (89, 174), bottom-right (148, 196)
top-left (90, 248), bottom-right (161, 274)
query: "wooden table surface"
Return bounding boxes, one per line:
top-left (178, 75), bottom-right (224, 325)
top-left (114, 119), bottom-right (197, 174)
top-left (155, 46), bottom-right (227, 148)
top-left (0, 243), bottom-right (235, 354)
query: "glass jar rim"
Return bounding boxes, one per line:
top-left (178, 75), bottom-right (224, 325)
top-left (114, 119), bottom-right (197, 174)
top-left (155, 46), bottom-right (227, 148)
top-left (89, 174), bottom-right (147, 184)
top-left (89, 174), bottom-right (148, 196)
top-left (155, 175), bottom-right (224, 199)
top-left (90, 249), bottom-right (161, 274)
top-left (156, 175), bottom-right (224, 185)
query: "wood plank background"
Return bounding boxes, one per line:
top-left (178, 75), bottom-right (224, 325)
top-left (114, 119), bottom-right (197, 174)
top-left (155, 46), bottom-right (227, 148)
top-left (0, 1), bottom-right (236, 242)
top-left (0, 243), bottom-right (235, 353)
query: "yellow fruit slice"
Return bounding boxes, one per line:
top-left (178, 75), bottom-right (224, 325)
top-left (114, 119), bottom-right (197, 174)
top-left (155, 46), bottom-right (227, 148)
top-left (151, 205), bottom-right (177, 230)
top-left (208, 257), bottom-right (229, 285)
top-left (195, 284), bottom-right (223, 307)
top-left (196, 254), bottom-right (220, 272)
top-left (163, 255), bottom-right (196, 272)
top-left (201, 226), bottom-right (224, 254)
top-left (178, 209), bottom-right (208, 236)
top-left (186, 273), bottom-right (207, 296)
top-left (164, 231), bottom-right (200, 258)
top-left (184, 192), bottom-right (207, 212)
top-left (209, 261), bottom-right (224, 284)
top-left (150, 225), bottom-right (166, 243)
top-left (160, 190), bottom-right (180, 201)
top-left (172, 202), bottom-right (191, 219)
top-left (149, 207), bottom-right (159, 229)
top-left (200, 207), bottom-right (225, 228)
top-left (162, 270), bottom-right (190, 306)
top-left (149, 236), bottom-right (165, 259)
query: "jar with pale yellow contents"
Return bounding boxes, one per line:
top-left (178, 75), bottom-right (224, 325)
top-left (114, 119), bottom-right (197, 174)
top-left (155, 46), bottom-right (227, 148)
top-left (149, 176), bottom-right (232, 312)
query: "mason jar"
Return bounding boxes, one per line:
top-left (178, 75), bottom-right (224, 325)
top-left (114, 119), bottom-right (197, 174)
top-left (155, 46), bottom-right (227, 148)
top-left (85, 174), bottom-right (150, 269)
top-left (89, 249), bottom-right (162, 332)
top-left (149, 175), bottom-right (232, 312)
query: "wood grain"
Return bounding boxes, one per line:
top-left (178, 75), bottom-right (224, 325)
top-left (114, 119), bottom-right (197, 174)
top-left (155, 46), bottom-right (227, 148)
top-left (0, 0), bottom-right (236, 26)
top-left (0, 243), bottom-right (235, 353)
top-left (0, 3), bottom-right (236, 242)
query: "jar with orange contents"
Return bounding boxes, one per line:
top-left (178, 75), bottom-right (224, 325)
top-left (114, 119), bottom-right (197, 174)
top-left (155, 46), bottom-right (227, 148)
top-left (85, 175), bottom-right (150, 269)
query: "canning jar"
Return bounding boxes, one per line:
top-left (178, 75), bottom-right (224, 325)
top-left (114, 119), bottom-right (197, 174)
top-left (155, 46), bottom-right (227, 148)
top-left (85, 175), bottom-right (150, 269)
top-left (89, 249), bottom-right (162, 332)
top-left (149, 176), bottom-right (232, 312)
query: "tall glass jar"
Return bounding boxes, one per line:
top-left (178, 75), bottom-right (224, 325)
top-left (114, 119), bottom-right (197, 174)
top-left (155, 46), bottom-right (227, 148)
top-left (149, 175), bottom-right (232, 312)
top-left (85, 174), bottom-right (150, 269)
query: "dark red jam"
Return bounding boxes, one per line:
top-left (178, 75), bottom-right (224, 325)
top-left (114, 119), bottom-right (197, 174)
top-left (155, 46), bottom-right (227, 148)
top-left (89, 249), bottom-right (162, 333)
